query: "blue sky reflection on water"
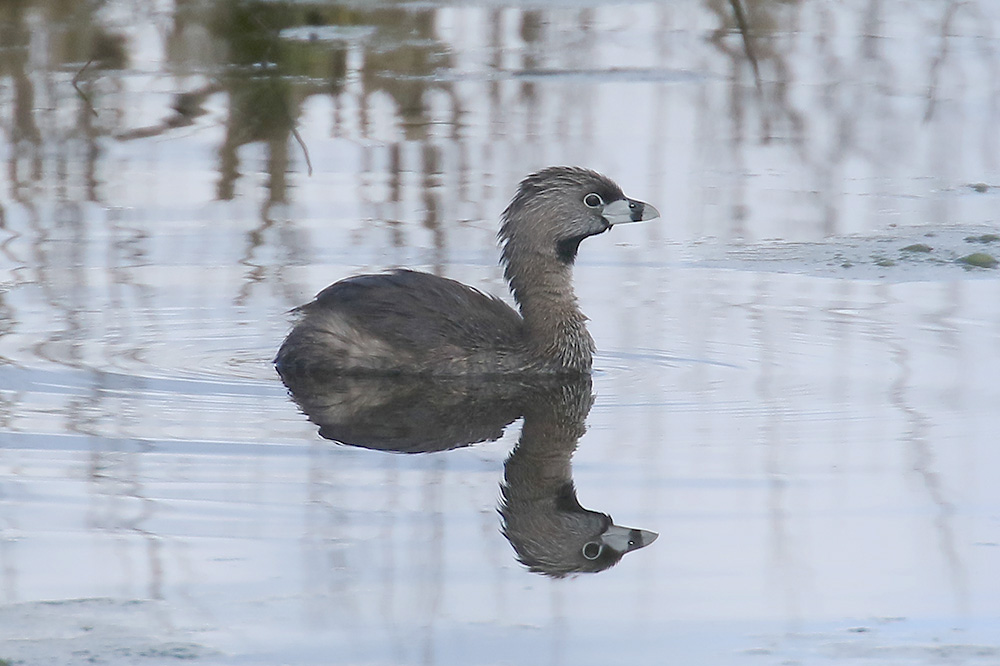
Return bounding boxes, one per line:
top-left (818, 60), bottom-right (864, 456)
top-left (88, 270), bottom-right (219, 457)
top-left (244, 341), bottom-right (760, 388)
top-left (1, 1), bottom-right (999, 664)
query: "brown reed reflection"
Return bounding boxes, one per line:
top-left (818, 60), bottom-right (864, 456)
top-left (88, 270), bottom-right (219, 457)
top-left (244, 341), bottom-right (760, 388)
top-left (278, 369), bottom-right (657, 576)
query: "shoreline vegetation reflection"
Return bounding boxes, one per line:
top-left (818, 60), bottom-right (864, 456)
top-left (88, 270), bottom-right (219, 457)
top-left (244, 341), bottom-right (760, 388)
top-left (5, 0), bottom-right (995, 248)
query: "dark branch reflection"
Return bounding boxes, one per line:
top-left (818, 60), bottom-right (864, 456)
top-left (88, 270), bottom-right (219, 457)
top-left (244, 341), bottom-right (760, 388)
top-left (278, 370), bottom-right (657, 577)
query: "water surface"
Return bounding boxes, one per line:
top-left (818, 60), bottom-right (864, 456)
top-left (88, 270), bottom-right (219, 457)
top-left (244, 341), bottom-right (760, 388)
top-left (1, 1), bottom-right (999, 664)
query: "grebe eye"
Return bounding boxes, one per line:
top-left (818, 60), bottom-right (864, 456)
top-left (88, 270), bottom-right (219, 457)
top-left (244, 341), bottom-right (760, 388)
top-left (584, 193), bottom-right (604, 208)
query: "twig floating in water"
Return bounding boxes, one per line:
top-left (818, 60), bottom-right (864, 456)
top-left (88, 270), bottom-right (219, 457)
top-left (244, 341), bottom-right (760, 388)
top-left (72, 57), bottom-right (99, 118)
top-left (292, 126), bottom-right (313, 176)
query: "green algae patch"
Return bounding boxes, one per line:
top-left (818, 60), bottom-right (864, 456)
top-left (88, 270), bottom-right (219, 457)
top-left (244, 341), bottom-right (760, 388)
top-left (957, 252), bottom-right (999, 269)
top-left (900, 243), bottom-right (932, 253)
top-left (874, 257), bottom-right (896, 267)
top-left (964, 234), bottom-right (1000, 244)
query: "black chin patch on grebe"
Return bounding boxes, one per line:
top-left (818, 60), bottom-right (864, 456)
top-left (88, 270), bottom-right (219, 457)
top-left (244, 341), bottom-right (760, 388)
top-left (555, 224), bottom-right (610, 264)
top-left (556, 235), bottom-right (585, 263)
top-left (556, 236), bottom-right (586, 264)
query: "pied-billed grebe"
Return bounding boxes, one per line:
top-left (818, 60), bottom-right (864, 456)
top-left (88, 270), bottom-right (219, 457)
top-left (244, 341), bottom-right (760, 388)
top-left (275, 166), bottom-right (659, 376)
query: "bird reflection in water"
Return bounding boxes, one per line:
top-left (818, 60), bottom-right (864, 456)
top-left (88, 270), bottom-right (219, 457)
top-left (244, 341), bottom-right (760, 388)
top-left (278, 369), bottom-right (657, 576)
